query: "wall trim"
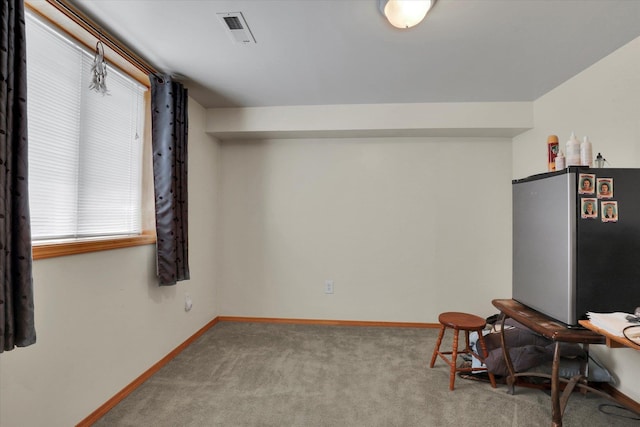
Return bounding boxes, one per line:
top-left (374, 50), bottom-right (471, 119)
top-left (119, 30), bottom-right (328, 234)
top-left (217, 316), bottom-right (439, 329)
top-left (598, 383), bottom-right (640, 416)
top-left (75, 317), bottom-right (220, 427)
top-left (76, 316), bottom-right (639, 425)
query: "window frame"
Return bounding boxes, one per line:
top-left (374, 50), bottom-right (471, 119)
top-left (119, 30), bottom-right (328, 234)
top-left (26, 1), bottom-right (156, 260)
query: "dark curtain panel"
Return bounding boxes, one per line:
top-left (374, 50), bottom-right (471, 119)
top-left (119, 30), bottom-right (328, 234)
top-left (150, 75), bottom-right (190, 286)
top-left (0, 0), bottom-right (36, 352)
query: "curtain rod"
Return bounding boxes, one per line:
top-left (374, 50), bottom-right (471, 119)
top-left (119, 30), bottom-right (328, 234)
top-left (46, 0), bottom-right (159, 77)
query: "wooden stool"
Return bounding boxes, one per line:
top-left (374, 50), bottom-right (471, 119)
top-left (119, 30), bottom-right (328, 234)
top-left (429, 312), bottom-right (497, 390)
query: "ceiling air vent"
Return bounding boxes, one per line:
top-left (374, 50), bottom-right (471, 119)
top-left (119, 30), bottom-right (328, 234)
top-left (217, 12), bottom-right (256, 44)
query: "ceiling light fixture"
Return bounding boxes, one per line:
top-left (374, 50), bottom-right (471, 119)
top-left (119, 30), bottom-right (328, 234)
top-left (379, 0), bottom-right (434, 29)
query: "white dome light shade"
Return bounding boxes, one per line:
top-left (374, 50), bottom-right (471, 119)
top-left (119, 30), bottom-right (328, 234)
top-left (380, 0), bottom-right (433, 29)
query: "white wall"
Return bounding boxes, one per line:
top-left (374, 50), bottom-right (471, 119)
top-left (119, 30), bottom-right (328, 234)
top-left (513, 36), bottom-right (640, 402)
top-left (219, 137), bottom-right (513, 322)
top-left (0, 98), bottom-right (220, 427)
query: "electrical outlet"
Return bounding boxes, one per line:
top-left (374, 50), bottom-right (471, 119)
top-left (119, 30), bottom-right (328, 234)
top-left (324, 280), bottom-right (334, 294)
top-left (185, 294), bottom-right (193, 312)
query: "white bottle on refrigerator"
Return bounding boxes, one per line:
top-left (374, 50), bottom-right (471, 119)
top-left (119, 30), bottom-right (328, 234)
top-left (581, 136), bottom-right (593, 167)
top-left (555, 150), bottom-right (566, 170)
top-left (566, 132), bottom-right (581, 166)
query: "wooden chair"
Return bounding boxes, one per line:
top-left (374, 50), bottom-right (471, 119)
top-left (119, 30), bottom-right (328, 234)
top-left (430, 312), bottom-right (497, 390)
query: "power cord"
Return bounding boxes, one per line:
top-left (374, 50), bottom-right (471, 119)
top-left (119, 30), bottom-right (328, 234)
top-left (597, 403), bottom-right (640, 421)
top-left (596, 325), bottom-right (640, 421)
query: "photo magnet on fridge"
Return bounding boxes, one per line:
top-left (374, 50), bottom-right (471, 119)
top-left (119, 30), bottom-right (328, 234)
top-left (579, 173), bottom-right (596, 195)
top-left (581, 198), bottom-right (597, 219)
top-left (597, 178), bottom-right (613, 199)
top-left (601, 201), bottom-right (618, 223)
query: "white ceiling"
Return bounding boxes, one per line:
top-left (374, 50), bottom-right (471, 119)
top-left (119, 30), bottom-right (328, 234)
top-left (71, 0), bottom-right (640, 109)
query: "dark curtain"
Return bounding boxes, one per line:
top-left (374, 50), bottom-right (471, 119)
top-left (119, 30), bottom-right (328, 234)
top-left (149, 75), bottom-right (190, 286)
top-left (0, 0), bottom-right (36, 352)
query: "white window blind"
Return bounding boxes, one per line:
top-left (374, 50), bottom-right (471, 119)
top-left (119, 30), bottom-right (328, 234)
top-left (26, 11), bottom-right (147, 242)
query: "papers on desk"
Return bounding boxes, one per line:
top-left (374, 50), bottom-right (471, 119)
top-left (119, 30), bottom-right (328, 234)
top-left (586, 312), bottom-right (636, 337)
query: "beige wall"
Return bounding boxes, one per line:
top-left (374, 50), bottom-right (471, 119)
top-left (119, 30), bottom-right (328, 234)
top-left (513, 36), bottom-right (640, 402)
top-left (219, 137), bottom-right (513, 322)
top-left (513, 38), bottom-right (640, 178)
top-left (0, 98), bottom-right (220, 427)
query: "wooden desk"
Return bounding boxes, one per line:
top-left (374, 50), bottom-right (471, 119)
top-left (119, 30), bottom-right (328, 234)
top-left (579, 320), bottom-right (640, 351)
top-left (492, 299), bottom-right (611, 427)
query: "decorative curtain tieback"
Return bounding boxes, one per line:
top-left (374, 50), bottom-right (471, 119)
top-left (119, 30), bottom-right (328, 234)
top-left (89, 40), bottom-right (109, 95)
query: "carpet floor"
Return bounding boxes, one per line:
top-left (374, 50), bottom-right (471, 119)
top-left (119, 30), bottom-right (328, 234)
top-left (94, 322), bottom-right (639, 426)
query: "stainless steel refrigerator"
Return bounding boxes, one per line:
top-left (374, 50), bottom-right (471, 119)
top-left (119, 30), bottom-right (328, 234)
top-left (512, 167), bottom-right (640, 325)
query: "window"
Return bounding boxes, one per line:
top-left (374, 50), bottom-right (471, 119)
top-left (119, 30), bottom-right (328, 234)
top-left (25, 10), bottom-right (154, 257)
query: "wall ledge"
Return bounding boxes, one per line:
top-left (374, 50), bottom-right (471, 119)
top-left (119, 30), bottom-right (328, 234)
top-left (206, 102), bottom-right (533, 140)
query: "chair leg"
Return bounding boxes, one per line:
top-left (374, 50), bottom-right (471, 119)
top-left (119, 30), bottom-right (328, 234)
top-left (476, 330), bottom-right (497, 388)
top-left (449, 328), bottom-right (459, 390)
top-left (430, 326), bottom-right (446, 368)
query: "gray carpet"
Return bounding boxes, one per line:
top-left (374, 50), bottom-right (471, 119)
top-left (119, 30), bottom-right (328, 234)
top-left (94, 322), bottom-right (639, 426)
